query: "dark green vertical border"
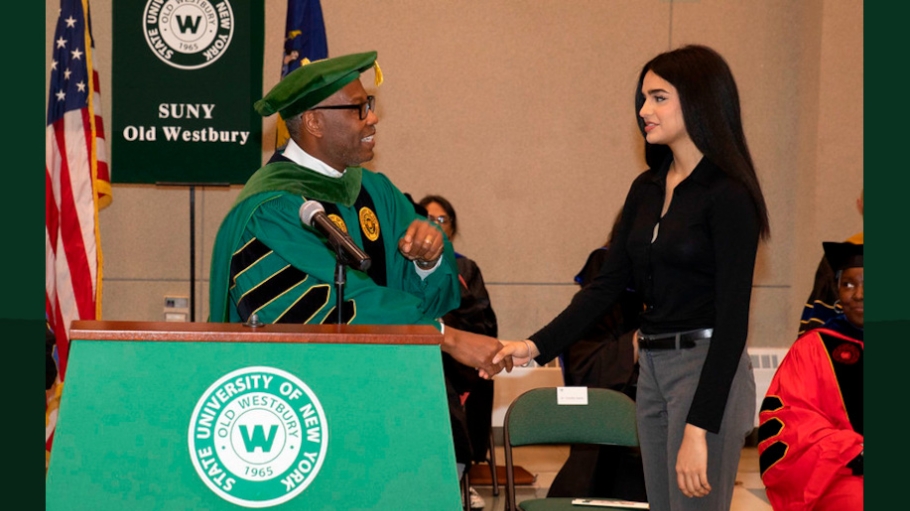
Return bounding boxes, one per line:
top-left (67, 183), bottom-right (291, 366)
top-left (9, 0), bottom-right (47, 502)
top-left (865, 3), bottom-right (902, 507)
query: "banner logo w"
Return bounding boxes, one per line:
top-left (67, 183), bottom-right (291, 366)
top-left (175, 15), bottom-right (202, 34)
top-left (142, 0), bottom-right (235, 70)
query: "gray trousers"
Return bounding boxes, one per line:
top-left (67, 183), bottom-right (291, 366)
top-left (636, 338), bottom-right (755, 511)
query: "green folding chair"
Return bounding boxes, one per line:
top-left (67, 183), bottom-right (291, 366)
top-left (503, 387), bottom-right (644, 511)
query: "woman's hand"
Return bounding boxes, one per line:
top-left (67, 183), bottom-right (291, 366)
top-left (479, 340), bottom-right (539, 379)
top-left (676, 423), bottom-right (711, 498)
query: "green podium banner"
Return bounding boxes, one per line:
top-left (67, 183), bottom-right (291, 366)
top-left (46, 322), bottom-right (463, 510)
top-left (111, 0), bottom-right (264, 184)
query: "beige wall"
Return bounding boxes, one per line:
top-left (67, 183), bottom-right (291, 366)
top-left (48, 0), bottom-right (863, 348)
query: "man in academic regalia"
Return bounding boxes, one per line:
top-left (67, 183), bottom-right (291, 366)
top-left (208, 51), bottom-right (509, 375)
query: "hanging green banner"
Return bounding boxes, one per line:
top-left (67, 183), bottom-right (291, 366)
top-left (111, 0), bottom-right (264, 184)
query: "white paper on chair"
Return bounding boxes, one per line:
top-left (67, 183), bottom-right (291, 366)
top-left (557, 386), bottom-right (588, 405)
top-left (571, 498), bottom-right (649, 509)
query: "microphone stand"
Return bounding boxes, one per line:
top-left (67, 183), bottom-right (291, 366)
top-left (311, 220), bottom-right (369, 325)
top-left (332, 245), bottom-right (351, 325)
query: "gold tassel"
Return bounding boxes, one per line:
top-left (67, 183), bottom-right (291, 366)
top-left (373, 61), bottom-right (383, 86)
top-left (275, 117), bottom-right (291, 149)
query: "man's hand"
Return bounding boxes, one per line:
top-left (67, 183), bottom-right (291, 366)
top-left (399, 219), bottom-right (443, 266)
top-left (442, 327), bottom-right (513, 376)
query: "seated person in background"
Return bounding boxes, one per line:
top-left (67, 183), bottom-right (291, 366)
top-left (419, 194), bottom-right (498, 510)
top-left (547, 212), bottom-right (647, 502)
top-left (558, 211), bottom-right (641, 396)
top-left (798, 190), bottom-right (863, 336)
top-left (758, 241), bottom-right (863, 510)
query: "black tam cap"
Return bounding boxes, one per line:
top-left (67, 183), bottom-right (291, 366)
top-left (822, 241), bottom-right (863, 272)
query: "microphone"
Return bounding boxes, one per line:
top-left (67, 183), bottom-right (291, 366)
top-left (299, 200), bottom-right (372, 272)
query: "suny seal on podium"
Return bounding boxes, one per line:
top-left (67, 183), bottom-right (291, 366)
top-left (188, 366), bottom-right (328, 508)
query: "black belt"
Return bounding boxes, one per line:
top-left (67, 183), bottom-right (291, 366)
top-left (637, 328), bottom-right (713, 350)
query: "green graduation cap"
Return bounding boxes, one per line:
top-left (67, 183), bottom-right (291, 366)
top-left (254, 51), bottom-right (382, 120)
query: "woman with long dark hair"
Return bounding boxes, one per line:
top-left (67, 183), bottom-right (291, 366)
top-left (489, 45), bottom-right (769, 511)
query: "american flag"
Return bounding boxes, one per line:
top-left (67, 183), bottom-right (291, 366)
top-left (45, 0), bottom-right (111, 464)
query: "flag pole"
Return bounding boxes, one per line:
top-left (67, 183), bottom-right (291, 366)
top-left (190, 186), bottom-right (196, 321)
top-left (155, 182), bottom-right (231, 322)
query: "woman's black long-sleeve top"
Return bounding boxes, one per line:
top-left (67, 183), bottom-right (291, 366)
top-left (530, 156), bottom-right (760, 433)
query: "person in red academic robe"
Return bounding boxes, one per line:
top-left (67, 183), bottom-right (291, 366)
top-left (758, 241), bottom-right (863, 510)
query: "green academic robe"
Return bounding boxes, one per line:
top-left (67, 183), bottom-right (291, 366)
top-left (209, 161), bottom-right (459, 328)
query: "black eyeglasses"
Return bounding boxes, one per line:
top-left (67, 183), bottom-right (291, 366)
top-left (310, 96), bottom-right (375, 120)
top-left (427, 214), bottom-right (449, 225)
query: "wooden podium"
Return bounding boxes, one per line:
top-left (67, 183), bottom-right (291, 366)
top-left (46, 321), bottom-right (463, 510)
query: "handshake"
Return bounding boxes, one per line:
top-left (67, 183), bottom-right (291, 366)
top-left (441, 327), bottom-right (540, 379)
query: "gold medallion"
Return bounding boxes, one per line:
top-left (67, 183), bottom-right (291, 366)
top-left (327, 214), bottom-right (347, 232)
top-left (359, 207), bottom-right (380, 241)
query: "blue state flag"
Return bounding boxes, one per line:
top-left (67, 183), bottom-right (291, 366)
top-left (277, 0), bottom-right (329, 148)
top-left (283, 0), bottom-right (329, 76)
